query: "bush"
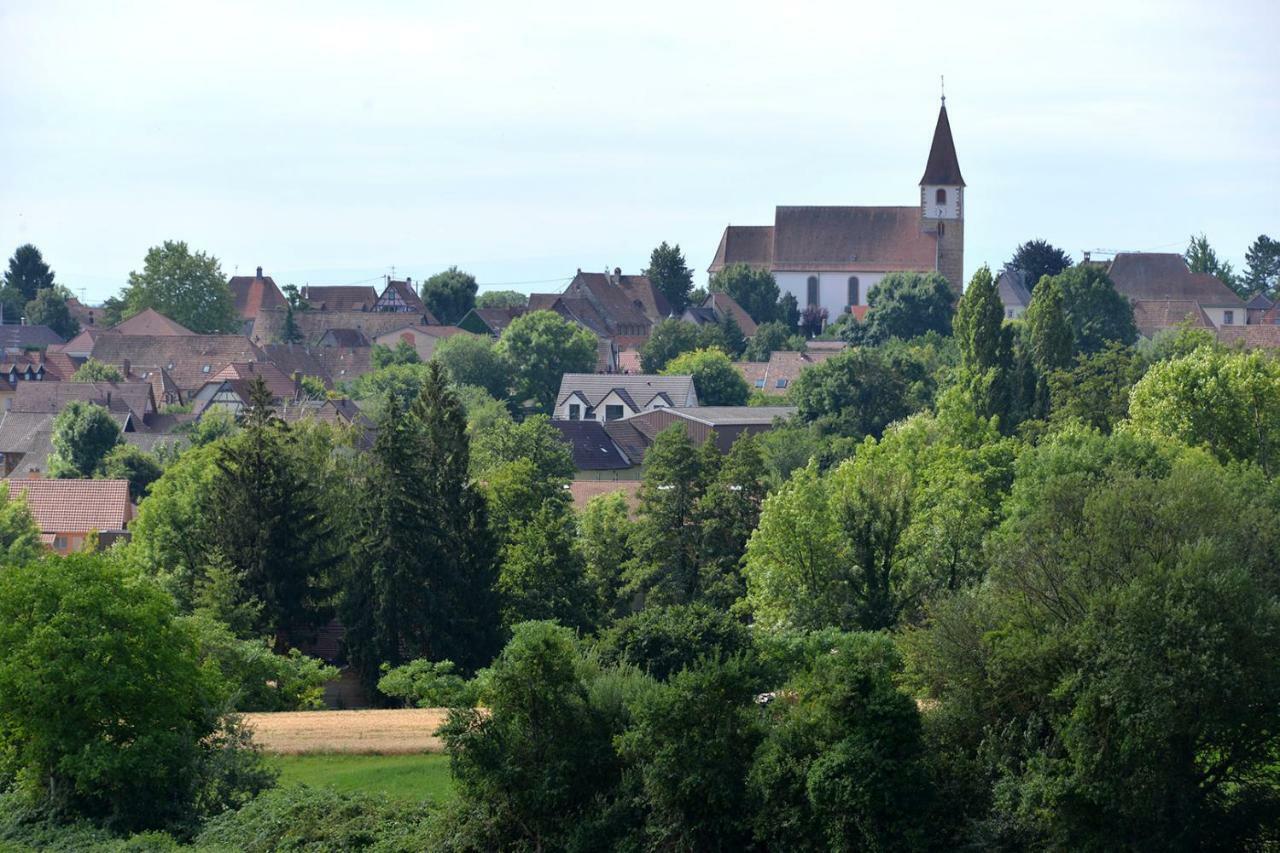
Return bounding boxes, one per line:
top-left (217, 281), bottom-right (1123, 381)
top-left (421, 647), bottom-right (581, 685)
top-left (377, 659), bottom-right (475, 708)
top-left (185, 614), bottom-right (338, 712)
top-left (595, 604), bottom-right (753, 681)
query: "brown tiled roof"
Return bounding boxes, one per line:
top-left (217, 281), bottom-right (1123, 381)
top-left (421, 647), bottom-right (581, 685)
top-left (464, 307), bottom-right (526, 335)
top-left (1107, 253), bottom-right (1245, 307)
top-left (708, 225), bottom-right (775, 273)
top-left (318, 328), bottom-right (371, 348)
top-left (529, 294), bottom-right (612, 338)
top-left (89, 333), bottom-right (264, 394)
top-left (733, 350), bottom-right (838, 394)
top-left (12, 381), bottom-right (155, 423)
top-left (772, 206), bottom-right (938, 272)
top-left (1131, 299), bottom-right (1215, 338)
top-left (617, 350), bottom-right (642, 374)
top-left (0, 411), bottom-right (54, 455)
top-left (919, 102), bottom-right (965, 186)
top-left (566, 479), bottom-right (641, 512)
top-left (376, 280), bottom-right (431, 317)
top-left (301, 285), bottom-right (380, 312)
top-left (702, 291), bottom-right (758, 336)
top-left (307, 346), bottom-right (373, 385)
top-left (1217, 325), bottom-right (1280, 349)
top-left (228, 270), bottom-right (289, 320)
top-left (58, 327), bottom-right (103, 356)
top-left (0, 325), bottom-right (64, 351)
top-left (38, 350), bottom-right (79, 380)
top-left (5, 479), bottom-right (133, 533)
top-left (258, 344), bottom-right (339, 388)
top-left (112, 308), bottom-right (193, 336)
top-left (565, 271), bottom-right (673, 330)
top-left (250, 308), bottom-right (435, 347)
top-left (210, 362), bottom-right (297, 400)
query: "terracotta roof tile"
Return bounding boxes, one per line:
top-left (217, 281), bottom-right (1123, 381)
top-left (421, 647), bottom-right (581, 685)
top-left (772, 206), bottom-right (938, 271)
top-left (1108, 253), bottom-right (1245, 307)
top-left (5, 479), bottom-right (132, 533)
top-left (89, 333), bottom-right (264, 393)
top-left (301, 285), bottom-right (380, 312)
top-left (566, 479), bottom-right (641, 512)
top-left (228, 271), bottom-right (289, 320)
top-left (111, 308), bottom-right (193, 336)
top-left (708, 225), bottom-right (775, 273)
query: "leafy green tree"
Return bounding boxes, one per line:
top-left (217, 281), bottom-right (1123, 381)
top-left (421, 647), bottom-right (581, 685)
top-left (278, 303), bottom-right (304, 344)
top-left (496, 310), bottom-right (599, 413)
top-left (191, 548), bottom-right (264, 639)
top-left (97, 443), bottom-right (164, 500)
top-left (1129, 346), bottom-right (1280, 475)
top-left (3, 244), bottom-right (55, 302)
top-left (903, 437), bottom-right (1280, 850)
top-left (0, 553), bottom-right (273, 832)
top-left (1025, 277), bottom-right (1073, 419)
top-left (790, 346), bottom-right (926, 439)
top-left (70, 358), bottom-right (124, 382)
top-left (625, 425), bottom-right (716, 606)
top-left (743, 320), bottom-right (805, 361)
top-left (370, 338), bottom-right (421, 369)
top-left (439, 622), bottom-right (633, 851)
top-left (640, 318), bottom-right (700, 373)
top-left (420, 266), bottom-right (478, 323)
top-left (644, 241), bottom-right (694, 313)
top-left (432, 332), bottom-right (508, 399)
top-left (0, 482), bottom-right (43, 565)
top-left (470, 414), bottom-right (574, 484)
top-left (1047, 342), bottom-right (1142, 433)
top-left (48, 400), bottom-right (122, 477)
top-left (121, 240), bottom-right (239, 333)
top-left (1242, 233), bottom-right (1280, 296)
top-left (455, 384), bottom-right (513, 436)
top-left (750, 633), bottom-right (931, 851)
top-left (695, 433), bottom-right (768, 608)
top-left (663, 347), bottom-right (749, 406)
top-left (1048, 264), bottom-right (1137, 354)
top-left (862, 271), bottom-right (954, 343)
top-left (377, 658), bottom-right (472, 708)
top-left (577, 492), bottom-right (636, 622)
top-left (475, 289), bottom-right (528, 309)
top-left (596, 603), bottom-right (753, 681)
top-left (619, 654), bottom-right (764, 850)
top-left (280, 283), bottom-right (310, 311)
top-left (1185, 232), bottom-right (1239, 294)
top-left (953, 264), bottom-right (1011, 422)
top-left (346, 361), bottom-right (433, 413)
top-left (496, 503), bottom-right (595, 630)
top-left (1007, 239), bottom-right (1072, 291)
top-left (710, 263), bottom-right (781, 324)
top-left (206, 375), bottom-right (336, 635)
top-left (344, 363), bottom-right (499, 688)
top-left (24, 288), bottom-right (79, 338)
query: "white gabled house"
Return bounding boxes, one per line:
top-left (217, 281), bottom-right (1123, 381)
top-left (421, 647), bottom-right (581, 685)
top-left (554, 373), bottom-right (698, 422)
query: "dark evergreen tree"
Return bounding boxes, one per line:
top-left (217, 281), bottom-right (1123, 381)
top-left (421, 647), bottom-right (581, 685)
top-left (1185, 233), bottom-right (1239, 295)
top-left (695, 434), bottom-right (768, 608)
top-left (3, 244), bottom-right (55, 302)
top-left (25, 288), bottom-right (79, 338)
top-left (953, 265), bottom-right (1011, 423)
top-left (279, 303), bottom-right (304, 344)
top-left (716, 308), bottom-right (747, 359)
top-left (644, 242), bottom-right (694, 314)
top-left (344, 362), bottom-right (498, 691)
top-left (206, 374), bottom-right (335, 638)
top-left (1242, 234), bottom-right (1280, 296)
top-left (1025, 278), bottom-right (1073, 420)
top-left (1049, 264), bottom-right (1138, 354)
top-left (1007, 239), bottom-right (1072, 291)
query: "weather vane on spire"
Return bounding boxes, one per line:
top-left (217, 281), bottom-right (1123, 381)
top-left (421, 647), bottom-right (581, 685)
top-left (940, 74), bottom-right (945, 104)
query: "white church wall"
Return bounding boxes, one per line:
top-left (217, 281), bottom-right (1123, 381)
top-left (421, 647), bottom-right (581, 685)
top-left (775, 271), bottom-right (890, 321)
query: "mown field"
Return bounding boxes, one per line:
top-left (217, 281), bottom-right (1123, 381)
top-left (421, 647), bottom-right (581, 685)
top-left (272, 752), bottom-right (455, 801)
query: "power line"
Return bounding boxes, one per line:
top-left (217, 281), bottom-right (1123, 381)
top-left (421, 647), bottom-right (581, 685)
top-left (475, 276), bottom-right (573, 289)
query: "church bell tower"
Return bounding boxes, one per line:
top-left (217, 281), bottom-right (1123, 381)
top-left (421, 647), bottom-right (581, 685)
top-left (920, 95), bottom-right (965, 295)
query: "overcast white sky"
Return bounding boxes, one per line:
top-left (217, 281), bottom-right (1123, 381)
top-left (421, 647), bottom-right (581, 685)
top-left (2, 0), bottom-right (1277, 303)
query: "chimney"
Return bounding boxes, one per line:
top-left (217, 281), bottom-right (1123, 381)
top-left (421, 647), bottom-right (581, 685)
top-left (256, 266), bottom-right (263, 278)
top-left (121, 358), bottom-right (130, 378)
top-left (106, 391), bottom-right (112, 408)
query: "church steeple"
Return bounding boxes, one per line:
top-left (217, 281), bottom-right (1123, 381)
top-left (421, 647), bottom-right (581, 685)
top-left (919, 100), bottom-right (965, 187)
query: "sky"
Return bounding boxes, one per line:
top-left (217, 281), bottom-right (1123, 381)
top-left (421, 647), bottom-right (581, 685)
top-left (1, 0), bottom-right (1277, 304)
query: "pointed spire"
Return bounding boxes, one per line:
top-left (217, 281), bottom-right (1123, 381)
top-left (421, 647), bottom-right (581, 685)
top-left (919, 99), bottom-right (965, 187)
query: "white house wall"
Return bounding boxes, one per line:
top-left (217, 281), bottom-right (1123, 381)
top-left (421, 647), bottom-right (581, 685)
top-left (774, 271), bottom-right (890, 321)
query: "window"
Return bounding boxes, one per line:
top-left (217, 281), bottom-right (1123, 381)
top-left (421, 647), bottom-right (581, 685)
top-left (53, 535), bottom-right (68, 551)
top-left (775, 378), bottom-right (788, 389)
top-left (1223, 310), bottom-right (1234, 325)
top-left (585, 406), bottom-right (596, 419)
top-left (847, 276), bottom-right (860, 307)
top-left (605, 404), bottom-right (625, 421)
top-left (568, 404), bottom-right (581, 420)
top-left (935, 188), bottom-right (947, 205)
top-left (754, 378), bottom-right (765, 389)
top-left (806, 276), bottom-right (819, 307)
top-left (1006, 308), bottom-right (1015, 318)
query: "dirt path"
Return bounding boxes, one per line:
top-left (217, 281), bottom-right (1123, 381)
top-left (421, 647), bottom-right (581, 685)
top-left (241, 708), bottom-right (449, 754)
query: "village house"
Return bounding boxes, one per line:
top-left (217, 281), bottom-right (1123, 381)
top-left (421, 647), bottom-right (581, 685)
top-left (554, 373), bottom-right (697, 422)
top-left (733, 346), bottom-right (845, 395)
top-left (371, 323), bottom-right (471, 362)
top-left (709, 99), bottom-right (967, 322)
top-left (996, 266), bottom-right (1033, 319)
top-left (1105, 252), bottom-right (1247, 330)
top-left (228, 267), bottom-right (289, 325)
top-left (680, 291), bottom-right (759, 337)
top-left (189, 362), bottom-right (301, 417)
top-left (4, 478), bottom-right (134, 554)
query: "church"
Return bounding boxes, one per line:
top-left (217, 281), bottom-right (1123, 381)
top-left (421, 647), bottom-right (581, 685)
top-left (707, 99), bottom-right (965, 319)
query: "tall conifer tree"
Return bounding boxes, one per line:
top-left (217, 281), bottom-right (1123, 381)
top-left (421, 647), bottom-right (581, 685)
top-left (1025, 279), bottom-right (1073, 420)
top-left (953, 265), bottom-right (1011, 423)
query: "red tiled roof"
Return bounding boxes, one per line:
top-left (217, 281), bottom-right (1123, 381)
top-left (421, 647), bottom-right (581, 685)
top-left (112, 308), bottom-right (193, 336)
top-left (5, 479), bottom-right (132, 533)
top-left (709, 225), bottom-right (775, 274)
top-left (772, 206), bottom-right (938, 272)
top-left (210, 362), bottom-right (297, 399)
top-left (1131, 299), bottom-right (1215, 338)
top-left (88, 333), bottom-right (264, 393)
top-left (301, 285), bottom-right (380, 312)
top-left (1107, 254), bottom-right (1245, 307)
top-left (566, 479), bottom-right (641, 512)
top-left (228, 272), bottom-right (289, 320)
top-left (1217, 325), bottom-right (1280, 349)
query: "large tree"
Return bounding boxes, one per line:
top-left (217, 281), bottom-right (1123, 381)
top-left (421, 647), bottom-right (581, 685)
top-left (743, 320), bottom-right (805, 362)
top-left (640, 318), bottom-right (701, 373)
top-left (662, 347), bottom-right (749, 406)
top-left (25, 288), bottom-right (79, 338)
top-left (1242, 233), bottom-right (1280, 296)
top-left (0, 482), bottom-right (43, 566)
top-left (644, 242), bottom-right (694, 314)
top-left (1046, 264), bottom-right (1137, 354)
top-left (1025, 277), bottom-right (1073, 420)
top-left (48, 401), bottom-right (122, 478)
top-left (343, 362), bottom-right (499, 688)
top-left (862, 271), bottom-right (954, 343)
top-left (790, 346), bottom-right (927, 439)
top-left (121, 240), bottom-right (239, 333)
top-left (205, 375), bottom-right (336, 636)
top-left (420, 266), bottom-right (478, 323)
top-left (3, 243), bottom-right (55, 302)
top-left (1185, 232), bottom-right (1240, 295)
top-left (496, 310), bottom-right (598, 413)
top-left (1006, 239), bottom-right (1072, 290)
top-left (953, 264), bottom-right (1011, 422)
top-left (475, 289), bottom-right (528, 310)
top-left (432, 333), bottom-right (509, 400)
top-left (709, 263), bottom-right (781, 324)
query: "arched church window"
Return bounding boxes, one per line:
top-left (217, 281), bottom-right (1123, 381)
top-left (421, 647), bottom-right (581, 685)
top-left (847, 276), bottom-right (859, 307)
top-left (935, 188), bottom-right (947, 205)
top-left (806, 276), bottom-right (819, 307)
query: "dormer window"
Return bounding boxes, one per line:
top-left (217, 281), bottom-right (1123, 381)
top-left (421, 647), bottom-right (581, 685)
top-left (935, 188), bottom-right (947, 204)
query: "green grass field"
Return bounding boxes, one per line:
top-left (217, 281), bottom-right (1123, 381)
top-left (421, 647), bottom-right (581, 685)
top-left (272, 752), bottom-right (455, 802)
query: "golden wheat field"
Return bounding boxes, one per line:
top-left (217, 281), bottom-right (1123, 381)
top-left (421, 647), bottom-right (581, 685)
top-left (241, 709), bottom-right (449, 755)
